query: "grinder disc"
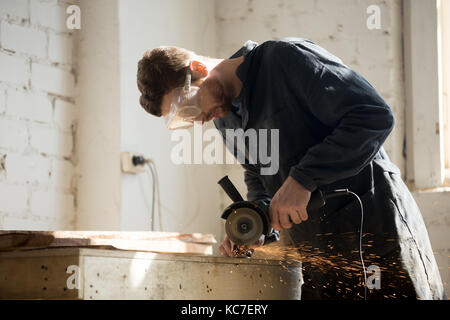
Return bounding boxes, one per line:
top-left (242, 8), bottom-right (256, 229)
top-left (225, 207), bottom-right (264, 245)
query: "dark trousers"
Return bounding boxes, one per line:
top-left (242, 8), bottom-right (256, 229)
top-left (285, 160), bottom-right (446, 300)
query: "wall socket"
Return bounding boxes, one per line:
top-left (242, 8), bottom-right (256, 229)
top-left (121, 152), bottom-right (146, 174)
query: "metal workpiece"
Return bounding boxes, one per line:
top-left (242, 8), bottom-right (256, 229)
top-left (0, 248), bottom-right (302, 300)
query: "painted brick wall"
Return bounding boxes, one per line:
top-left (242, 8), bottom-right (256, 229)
top-left (0, 0), bottom-right (77, 230)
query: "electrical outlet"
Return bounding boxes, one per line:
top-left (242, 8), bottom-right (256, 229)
top-left (121, 152), bottom-right (146, 174)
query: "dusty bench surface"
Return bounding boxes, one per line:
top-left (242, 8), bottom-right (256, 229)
top-left (0, 247), bottom-right (302, 300)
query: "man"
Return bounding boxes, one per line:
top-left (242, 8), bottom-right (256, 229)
top-left (137, 38), bottom-right (445, 300)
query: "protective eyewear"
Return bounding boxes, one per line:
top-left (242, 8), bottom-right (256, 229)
top-left (164, 65), bottom-right (202, 130)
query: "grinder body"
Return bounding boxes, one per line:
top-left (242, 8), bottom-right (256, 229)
top-left (218, 176), bottom-right (325, 246)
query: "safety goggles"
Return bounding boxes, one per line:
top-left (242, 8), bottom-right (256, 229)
top-left (164, 65), bottom-right (202, 130)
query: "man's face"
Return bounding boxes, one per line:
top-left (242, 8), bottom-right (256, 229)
top-left (161, 73), bottom-right (232, 125)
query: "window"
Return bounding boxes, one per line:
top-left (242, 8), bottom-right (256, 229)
top-left (442, 0), bottom-right (450, 182)
top-left (404, 0), bottom-right (448, 189)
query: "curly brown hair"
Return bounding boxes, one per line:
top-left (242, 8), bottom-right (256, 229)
top-left (137, 46), bottom-right (195, 117)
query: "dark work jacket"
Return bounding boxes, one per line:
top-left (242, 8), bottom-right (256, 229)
top-left (214, 38), bottom-right (445, 300)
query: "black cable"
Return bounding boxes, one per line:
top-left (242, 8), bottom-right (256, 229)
top-left (132, 155), bottom-right (157, 231)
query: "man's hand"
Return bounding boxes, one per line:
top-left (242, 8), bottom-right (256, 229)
top-left (218, 235), bottom-right (265, 257)
top-left (218, 235), bottom-right (234, 257)
top-left (269, 176), bottom-right (311, 231)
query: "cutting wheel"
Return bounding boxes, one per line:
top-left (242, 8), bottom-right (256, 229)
top-left (225, 207), bottom-right (264, 245)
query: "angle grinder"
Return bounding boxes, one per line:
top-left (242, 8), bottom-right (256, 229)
top-left (218, 176), bottom-right (327, 246)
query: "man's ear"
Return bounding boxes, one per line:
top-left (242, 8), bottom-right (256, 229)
top-left (189, 60), bottom-right (208, 78)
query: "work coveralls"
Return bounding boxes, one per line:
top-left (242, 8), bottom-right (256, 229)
top-left (214, 38), bottom-right (446, 300)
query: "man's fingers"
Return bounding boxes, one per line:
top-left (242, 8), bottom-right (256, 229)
top-left (279, 210), bottom-right (293, 229)
top-left (270, 200), bottom-right (307, 230)
top-left (219, 244), bottom-right (226, 256)
top-left (219, 243), bottom-right (230, 257)
top-left (289, 210), bottom-right (302, 224)
top-left (219, 237), bottom-right (234, 257)
top-left (298, 208), bottom-right (309, 221)
top-left (270, 205), bottom-right (282, 231)
top-left (223, 240), bottom-right (232, 256)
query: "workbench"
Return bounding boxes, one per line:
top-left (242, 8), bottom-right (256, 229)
top-left (0, 248), bottom-right (302, 299)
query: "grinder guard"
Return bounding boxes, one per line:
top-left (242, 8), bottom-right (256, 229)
top-left (218, 175), bottom-right (326, 246)
top-left (221, 199), bottom-right (271, 245)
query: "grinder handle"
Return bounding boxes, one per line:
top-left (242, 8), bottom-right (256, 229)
top-left (306, 189), bottom-right (326, 211)
top-left (285, 189), bottom-right (326, 224)
top-left (218, 176), bottom-right (244, 203)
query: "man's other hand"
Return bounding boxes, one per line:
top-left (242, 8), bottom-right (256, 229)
top-left (219, 235), bottom-right (265, 257)
top-left (269, 176), bottom-right (311, 231)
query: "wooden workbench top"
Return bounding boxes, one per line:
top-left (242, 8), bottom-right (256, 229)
top-left (0, 230), bottom-right (216, 255)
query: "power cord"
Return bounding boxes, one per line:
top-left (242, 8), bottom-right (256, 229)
top-left (132, 155), bottom-right (157, 231)
top-left (146, 162), bottom-right (156, 231)
top-left (322, 189), bottom-right (367, 300)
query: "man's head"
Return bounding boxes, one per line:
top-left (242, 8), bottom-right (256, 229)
top-left (137, 46), bottom-right (232, 126)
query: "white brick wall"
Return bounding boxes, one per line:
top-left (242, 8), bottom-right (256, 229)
top-left (0, 88), bottom-right (5, 113)
top-left (0, 0), bottom-right (77, 230)
top-left (0, 0), bottom-right (28, 20)
top-left (29, 123), bottom-right (73, 157)
top-left (6, 89), bottom-right (53, 123)
top-left (0, 184), bottom-right (28, 213)
top-left (30, 0), bottom-right (68, 33)
top-left (51, 159), bottom-right (73, 188)
top-left (0, 21), bottom-right (47, 58)
top-left (49, 33), bottom-right (73, 65)
top-left (2, 214), bottom-right (73, 230)
top-left (5, 153), bottom-right (51, 184)
top-left (31, 63), bottom-right (75, 97)
top-left (30, 190), bottom-right (74, 219)
top-left (0, 52), bottom-right (29, 85)
top-left (0, 118), bottom-right (28, 152)
top-left (2, 215), bottom-right (34, 230)
top-left (54, 99), bottom-right (76, 130)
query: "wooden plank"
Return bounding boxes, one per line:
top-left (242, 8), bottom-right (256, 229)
top-left (75, 238), bottom-right (212, 255)
top-left (0, 233), bottom-right (54, 250)
top-left (0, 231), bottom-right (215, 243)
top-left (0, 231), bottom-right (216, 255)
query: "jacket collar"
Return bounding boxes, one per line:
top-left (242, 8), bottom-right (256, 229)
top-left (216, 40), bottom-right (258, 130)
top-left (232, 40), bottom-right (259, 84)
